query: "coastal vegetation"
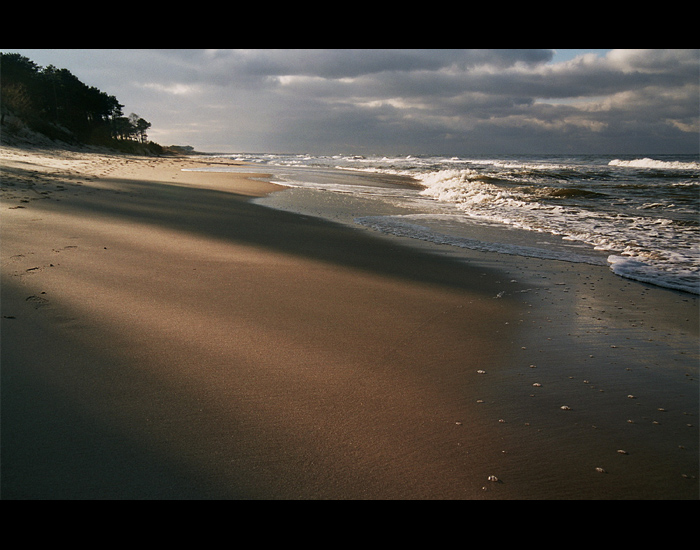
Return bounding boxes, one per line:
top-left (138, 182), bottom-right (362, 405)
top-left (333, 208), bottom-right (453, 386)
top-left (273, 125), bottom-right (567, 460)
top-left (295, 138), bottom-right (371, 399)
top-left (1, 52), bottom-right (165, 154)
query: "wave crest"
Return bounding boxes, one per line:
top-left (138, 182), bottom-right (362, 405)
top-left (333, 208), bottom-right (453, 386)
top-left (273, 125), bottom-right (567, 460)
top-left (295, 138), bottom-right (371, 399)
top-left (609, 158), bottom-right (700, 170)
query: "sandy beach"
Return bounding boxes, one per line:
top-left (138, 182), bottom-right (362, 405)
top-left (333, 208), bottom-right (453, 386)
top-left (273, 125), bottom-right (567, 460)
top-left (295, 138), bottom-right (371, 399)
top-left (1, 145), bottom-right (697, 500)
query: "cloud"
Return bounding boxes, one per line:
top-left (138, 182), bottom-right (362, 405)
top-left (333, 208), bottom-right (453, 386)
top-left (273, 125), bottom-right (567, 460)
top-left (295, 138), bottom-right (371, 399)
top-left (186, 49), bottom-right (554, 81)
top-left (140, 82), bottom-right (203, 96)
top-left (5, 49), bottom-right (698, 154)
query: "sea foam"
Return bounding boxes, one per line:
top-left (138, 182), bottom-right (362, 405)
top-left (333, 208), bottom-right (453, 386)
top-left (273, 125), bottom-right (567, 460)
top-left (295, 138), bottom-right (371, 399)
top-left (200, 152), bottom-right (700, 294)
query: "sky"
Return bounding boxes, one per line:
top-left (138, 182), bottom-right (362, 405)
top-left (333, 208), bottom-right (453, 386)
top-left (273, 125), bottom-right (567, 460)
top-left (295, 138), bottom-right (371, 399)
top-left (4, 49), bottom-right (699, 155)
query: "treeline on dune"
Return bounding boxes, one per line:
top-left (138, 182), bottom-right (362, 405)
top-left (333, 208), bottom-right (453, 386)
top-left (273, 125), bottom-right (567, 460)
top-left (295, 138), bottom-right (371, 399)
top-left (1, 52), bottom-right (173, 155)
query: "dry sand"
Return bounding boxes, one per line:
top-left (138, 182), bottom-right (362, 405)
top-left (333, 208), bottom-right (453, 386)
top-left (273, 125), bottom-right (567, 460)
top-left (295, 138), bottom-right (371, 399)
top-left (1, 146), bottom-right (697, 499)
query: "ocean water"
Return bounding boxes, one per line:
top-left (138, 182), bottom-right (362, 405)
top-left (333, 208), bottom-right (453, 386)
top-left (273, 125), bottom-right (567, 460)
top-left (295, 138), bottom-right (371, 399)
top-left (194, 153), bottom-right (700, 295)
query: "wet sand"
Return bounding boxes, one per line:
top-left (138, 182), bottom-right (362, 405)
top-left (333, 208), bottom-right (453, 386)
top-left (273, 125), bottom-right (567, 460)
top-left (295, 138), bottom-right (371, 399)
top-left (1, 146), bottom-right (697, 499)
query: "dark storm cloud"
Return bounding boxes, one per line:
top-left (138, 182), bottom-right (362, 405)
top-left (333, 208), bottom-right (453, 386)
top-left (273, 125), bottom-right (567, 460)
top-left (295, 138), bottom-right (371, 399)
top-left (164, 49), bottom-right (554, 80)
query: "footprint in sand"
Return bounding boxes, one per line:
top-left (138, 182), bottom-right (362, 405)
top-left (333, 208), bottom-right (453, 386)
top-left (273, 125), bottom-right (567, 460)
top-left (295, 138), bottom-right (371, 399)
top-left (25, 294), bottom-right (49, 308)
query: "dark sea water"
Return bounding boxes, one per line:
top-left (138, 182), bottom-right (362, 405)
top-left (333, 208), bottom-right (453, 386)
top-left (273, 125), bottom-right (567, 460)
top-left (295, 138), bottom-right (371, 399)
top-left (193, 153), bottom-right (700, 294)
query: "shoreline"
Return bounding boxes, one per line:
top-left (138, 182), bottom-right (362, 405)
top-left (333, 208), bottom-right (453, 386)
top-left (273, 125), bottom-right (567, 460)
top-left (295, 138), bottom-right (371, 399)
top-left (1, 146), bottom-right (697, 499)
